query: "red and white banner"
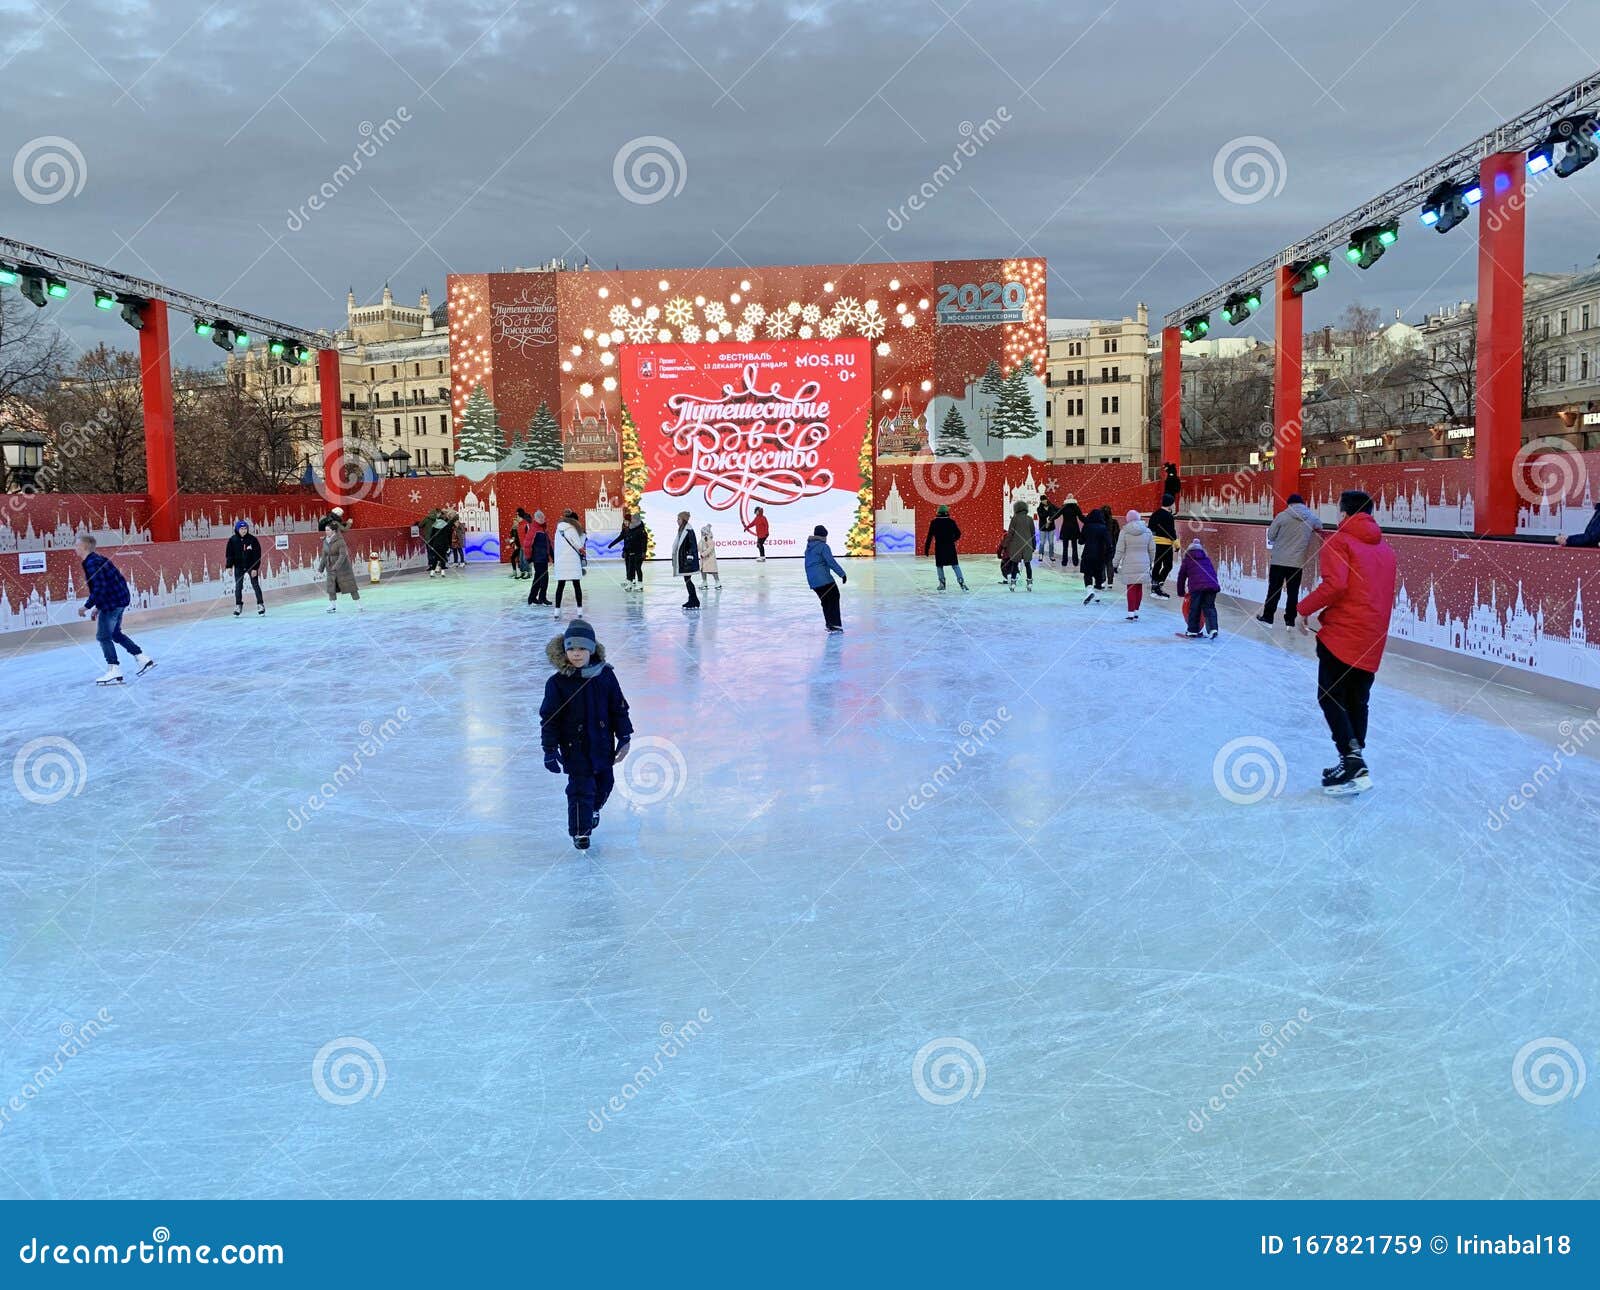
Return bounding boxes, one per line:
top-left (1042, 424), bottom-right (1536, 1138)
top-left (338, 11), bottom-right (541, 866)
top-left (622, 339), bottom-right (872, 558)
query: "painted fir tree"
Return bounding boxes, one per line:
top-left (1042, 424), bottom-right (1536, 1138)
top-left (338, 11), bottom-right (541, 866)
top-left (618, 400), bottom-right (655, 557)
top-left (457, 384), bottom-right (505, 463)
top-left (990, 365), bottom-right (1041, 442)
top-left (520, 400), bottom-right (565, 470)
top-left (937, 404), bottom-right (973, 458)
top-left (980, 360), bottom-right (1005, 399)
top-left (845, 413), bottom-right (876, 556)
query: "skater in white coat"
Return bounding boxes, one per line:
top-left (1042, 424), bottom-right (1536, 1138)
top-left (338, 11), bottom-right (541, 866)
top-left (551, 509), bottom-right (587, 619)
top-left (698, 523), bottom-right (721, 590)
top-left (1112, 509), bottom-right (1156, 620)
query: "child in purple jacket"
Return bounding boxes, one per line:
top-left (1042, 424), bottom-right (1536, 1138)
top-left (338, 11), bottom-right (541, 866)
top-left (1175, 538), bottom-right (1220, 639)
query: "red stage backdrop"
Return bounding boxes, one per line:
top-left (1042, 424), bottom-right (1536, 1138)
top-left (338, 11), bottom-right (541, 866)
top-left (447, 258), bottom-right (1048, 556)
top-left (620, 339), bottom-right (871, 558)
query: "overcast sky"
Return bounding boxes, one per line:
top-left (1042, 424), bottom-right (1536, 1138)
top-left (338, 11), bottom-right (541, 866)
top-left (4, 0), bottom-right (1599, 368)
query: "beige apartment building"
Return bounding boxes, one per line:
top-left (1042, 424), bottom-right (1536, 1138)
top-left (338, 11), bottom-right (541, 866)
top-left (1045, 305), bottom-right (1149, 464)
top-left (235, 284), bottom-right (455, 474)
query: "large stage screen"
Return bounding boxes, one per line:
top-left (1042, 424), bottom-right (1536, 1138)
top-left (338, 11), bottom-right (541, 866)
top-left (619, 338), bottom-right (872, 559)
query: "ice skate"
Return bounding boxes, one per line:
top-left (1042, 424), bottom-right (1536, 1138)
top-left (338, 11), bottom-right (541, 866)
top-left (573, 833), bottom-right (591, 850)
top-left (552, 608), bottom-right (564, 620)
top-left (1126, 612), bottom-right (1139, 620)
top-left (1025, 581), bottom-right (1032, 592)
top-left (1176, 630), bottom-right (1201, 638)
top-left (134, 654), bottom-right (156, 676)
top-left (1205, 629), bottom-right (1219, 639)
top-left (232, 606), bottom-right (242, 617)
top-left (257, 606), bottom-right (265, 616)
top-left (95, 664), bottom-right (124, 685)
top-left (1255, 614), bottom-right (1274, 626)
top-left (1083, 590), bottom-right (1096, 604)
top-left (326, 604), bottom-right (337, 613)
top-left (1151, 587), bottom-right (1170, 599)
top-left (1323, 752), bottom-right (1373, 796)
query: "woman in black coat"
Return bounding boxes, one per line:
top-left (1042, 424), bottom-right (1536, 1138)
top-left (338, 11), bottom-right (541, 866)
top-left (1163, 462), bottom-right (1183, 501)
top-left (922, 505), bottom-right (967, 590)
top-left (1079, 509), bottom-right (1111, 600)
top-left (1057, 496), bottom-right (1084, 568)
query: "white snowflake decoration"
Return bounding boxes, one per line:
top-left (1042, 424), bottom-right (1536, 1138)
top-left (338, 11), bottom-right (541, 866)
top-left (665, 297), bottom-right (693, 327)
top-left (608, 304), bottom-right (632, 328)
top-left (818, 316), bottom-right (842, 339)
top-left (765, 311), bottom-right (793, 338)
top-left (798, 324), bottom-right (813, 339)
top-left (703, 300), bottom-right (727, 325)
top-left (832, 296), bottom-right (863, 326)
top-left (786, 301), bottom-right (802, 315)
top-left (625, 314), bottom-right (656, 344)
top-left (735, 323), bottom-right (755, 342)
top-left (800, 303), bottom-right (821, 324)
top-left (681, 323), bottom-right (702, 343)
top-left (645, 305), bottom-right (660, 321)
top-left (859, 311), bottom-right (886, 338)
top-left (741, 302), bottom-right (766, 326)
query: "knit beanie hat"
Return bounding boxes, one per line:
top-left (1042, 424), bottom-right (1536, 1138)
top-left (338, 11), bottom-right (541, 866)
top-left (937, 504), bottom-right (949, 515)
top-left (813, 525), bottom-right (828, 537)
top-left (534, 510), bottom-right (545, 523)
top-left (1161, 493), bottom-right (1174, 506)
top-left (563, 619), bottom-right (598, 653)
top-left (234, 520), bottom-right (249, 531)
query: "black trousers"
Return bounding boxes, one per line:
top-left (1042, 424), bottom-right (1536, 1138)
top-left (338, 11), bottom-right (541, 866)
top-left (566, 764), bottom-right (615, 837)
top-left (554, 579), bottom-right (583, 608)
top-left (1262, 564), bottom-right (1305, 624)
top-left (427, 544), bottom-right (449, 571)
top-left (1062, 537), bottom-right (1080, 566)
top-left (1316, 640), bottom-right (1375, 754)
top-left (755, 537), bottom-right (766, 558)
top-left (624, 551), bottom-right (644, 583)
top-left (233, 569), bottom-right (262, 605)
top-left (814, 582), bottom-right (841, 629)
top-left (682, 575), bottom-right (700, 607)
top-left (1151, 545), bottom-right (1174, 589)
top-left (527, 562), bottom-right (550, 603)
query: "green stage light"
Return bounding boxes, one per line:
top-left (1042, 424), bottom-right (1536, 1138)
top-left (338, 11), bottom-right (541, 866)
top-left (1222, 290), bottom-right (1261, 325)
top-left (93, 289), bottom-right (117, 310)
top-left (45, 278), bottom-right (69, 299)
top-left (0, 265), bottom-right (19, 287)
top-left (1180, 314), bottom-right (1211, 341)
top-left (194, 318), bottom-right (214, 336)
top-left (1346, 221), bottom-right (1399, 270)
top-left (233, 330), bottom-right (250, 349)
top-left (1288, 257), bottom-right (1329, 296)
top-left (269, 338), bottom-right (287, 357)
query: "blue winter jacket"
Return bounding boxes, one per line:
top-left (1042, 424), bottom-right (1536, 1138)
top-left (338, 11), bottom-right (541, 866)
top-left (1567, 504), bottom-right (1600, 548)
top-left (81, 551), bottom-right (131, 612)
top-left (804, 535), bottom-right (846, 588)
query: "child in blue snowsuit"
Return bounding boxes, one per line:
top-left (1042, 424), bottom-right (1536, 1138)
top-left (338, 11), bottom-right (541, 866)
top-left (539, 618), bottom-right (633, 850)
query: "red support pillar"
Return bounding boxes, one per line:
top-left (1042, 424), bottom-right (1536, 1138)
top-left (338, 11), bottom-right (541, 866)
top-left (1271, 263), bottom-right (1303, 510)
top-left (1474, 151), bottom-right (1525, 537)
top-left (1160, 324), bottom-right (1182, 475)
top-left (138, 299), bottom-right (180, 544)
top-left (318, 348), bottom-right (345, 508)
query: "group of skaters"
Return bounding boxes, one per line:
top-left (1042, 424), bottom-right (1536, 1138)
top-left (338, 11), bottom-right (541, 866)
top-left (418, 505), bottom-right (468, 576)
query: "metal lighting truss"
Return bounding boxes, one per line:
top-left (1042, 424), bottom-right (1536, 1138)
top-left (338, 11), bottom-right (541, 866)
top-left (0, 233), bottom-right (326, 347)
top-left (1164, 67), bottom-right (1600, 328)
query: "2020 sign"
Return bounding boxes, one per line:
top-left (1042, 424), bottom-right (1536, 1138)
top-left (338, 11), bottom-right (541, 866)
top-left (936, 280), bottom-right (1027, 326)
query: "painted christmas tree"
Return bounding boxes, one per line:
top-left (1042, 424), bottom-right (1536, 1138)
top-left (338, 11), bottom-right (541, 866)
top-left (846, 414), bottom-right (875, 556)
top-left (989, 364), bottom-right (1041, 442)
top-left (618, 401), bottom-right (655, 557)
top-left (457, 384), bottom-right (505, 463)
top-left (520, 400), bottom-right (565, 470)
top-left (980, 360), bottom-right (1005, 399)
top-left (937, 405), bottom-right (973, 458)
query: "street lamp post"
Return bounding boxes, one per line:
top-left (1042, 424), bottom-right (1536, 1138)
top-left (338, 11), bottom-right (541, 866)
top-left (0, 430), bottom-right (47, 491)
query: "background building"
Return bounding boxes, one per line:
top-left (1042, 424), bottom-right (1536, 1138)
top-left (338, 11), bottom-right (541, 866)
top-left (1045, 305), bottom-right (1148, 464)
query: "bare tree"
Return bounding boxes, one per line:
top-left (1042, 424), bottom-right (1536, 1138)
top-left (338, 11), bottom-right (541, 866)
top-left (34, 345), bottom-right (148, 493)
top-left (0, 294), bottom-right (72, 489)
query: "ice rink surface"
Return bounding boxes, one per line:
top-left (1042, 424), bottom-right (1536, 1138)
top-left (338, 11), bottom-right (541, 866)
top-left (2, 556), bottom-right (1598, 1199)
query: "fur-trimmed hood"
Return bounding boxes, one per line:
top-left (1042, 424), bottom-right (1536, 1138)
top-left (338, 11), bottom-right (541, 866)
top-left (545, 635), bottom-right (609, 675)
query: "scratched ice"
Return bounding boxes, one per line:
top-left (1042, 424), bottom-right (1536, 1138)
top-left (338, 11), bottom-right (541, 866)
top-left (2, 559), bottom-right (1597, 1198)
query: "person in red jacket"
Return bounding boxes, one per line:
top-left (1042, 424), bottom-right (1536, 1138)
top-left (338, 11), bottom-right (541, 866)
top-left (1297, 490), bottom-right (1397, 795)
top-left (744, 506), bottom-right (770, 561)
